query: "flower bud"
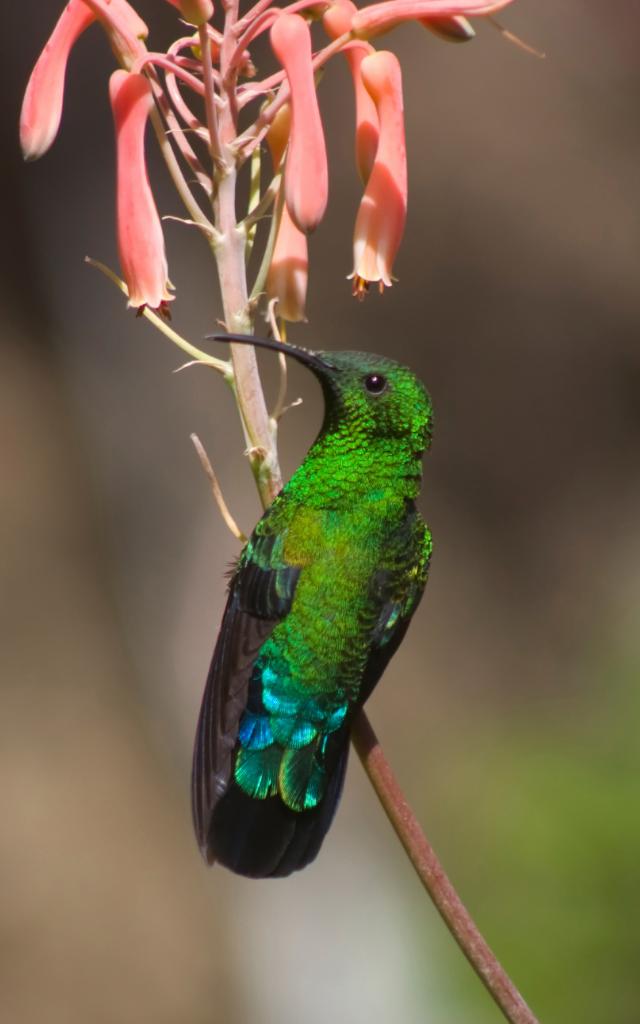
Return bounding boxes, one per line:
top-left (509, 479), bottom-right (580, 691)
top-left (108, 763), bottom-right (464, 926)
top-left (270, 14), bottom-right (328, 233)
top-left (20, 1), bottom-right (95, 160)
top-left (350, 51), bottom-right (406, 294)
top-left (267, 206), bottom-right (308, 322)
top-left (20, 0), bottom-right (148, 161)
top-left (323, 2), bottom-right (379, 184)
top-left (109, 71), bottom-right (173, 311)
top-left (266, 104), bottom-right (292, 172)
top-left (352, 0), bottom-right (512, 41)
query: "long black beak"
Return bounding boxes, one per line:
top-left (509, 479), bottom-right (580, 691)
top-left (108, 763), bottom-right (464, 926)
top-left (207, 333), bottom-right (334, 377)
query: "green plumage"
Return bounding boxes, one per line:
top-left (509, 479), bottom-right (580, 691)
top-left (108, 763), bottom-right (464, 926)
top-left (192, 342), bottom-right (433, 877)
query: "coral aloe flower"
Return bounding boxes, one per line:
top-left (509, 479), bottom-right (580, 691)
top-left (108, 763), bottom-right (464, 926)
top-left (323, 2), bottom-right (379, 185)
top-left (351, 51), bottom-right (406, 296)
top-left (20, 0), bottom-right (148, 161)
top-left (109, 70), bottom-right (173, 312)
top-left (270, 14), bottom-right (328, 234)
top-left (20, 1), bottom-right (95, 161)
top-left (266, 104), bottom-right (309, 322)
top-left (352, 0), bottom-right (512, 40)
top-left (267, 206), bottom-right (309, 323)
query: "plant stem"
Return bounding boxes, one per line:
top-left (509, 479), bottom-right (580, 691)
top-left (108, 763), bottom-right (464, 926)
top-left (211, 0), bottom-right (283, 507)
top-left (351, 710), bottom-right (541, 1024)
top-left (198, 24), bottom-right (222, 164)
top-left (149, 103), bottom-right (212, 230)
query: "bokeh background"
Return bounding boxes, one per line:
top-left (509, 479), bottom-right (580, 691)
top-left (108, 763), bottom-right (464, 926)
top-left (2, 2), bottom-right (639, 1022)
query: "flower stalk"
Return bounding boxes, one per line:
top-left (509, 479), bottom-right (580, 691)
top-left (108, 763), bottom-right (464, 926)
top-left (213, 0), bottom-right (282, 506)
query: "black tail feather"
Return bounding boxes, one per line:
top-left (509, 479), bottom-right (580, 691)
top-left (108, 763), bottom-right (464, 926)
top-left (208, 731), bottom-right (350, 878)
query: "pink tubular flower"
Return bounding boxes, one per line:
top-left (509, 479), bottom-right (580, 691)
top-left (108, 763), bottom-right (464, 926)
top-left (20, 1), bottom-right (95, 160)
top-left (20, 0), bottom-right (148, 161)
top-left (109, 70), bottom-right (173, 312)
top-left (350, 51), bottom-right (406, 296)
top-left (164, 0), bottom-right (214, 25)
top-left (265, 104), bottom-right (307, 321)
top-left (352, 0), bottom-right (513, 40)
top-left (267, 206), bottom-right (308, 322)
top-left (323, 2), bottom-right (379, 185)
top-left (270, 14), bottom-right (328, 234)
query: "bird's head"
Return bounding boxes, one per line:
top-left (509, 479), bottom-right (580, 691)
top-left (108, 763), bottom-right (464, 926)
top-left (211, 335), bottom-right (433, 456)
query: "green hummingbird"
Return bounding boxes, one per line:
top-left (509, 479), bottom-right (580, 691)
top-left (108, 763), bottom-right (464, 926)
top-left (192, 335), bottom-right (433, 877)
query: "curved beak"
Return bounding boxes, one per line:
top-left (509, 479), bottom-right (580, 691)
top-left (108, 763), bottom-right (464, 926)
top-left (207, 333), bottom-right (334, 378)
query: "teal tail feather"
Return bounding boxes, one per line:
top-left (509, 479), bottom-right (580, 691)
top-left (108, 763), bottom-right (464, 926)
top-left (207, 727), bottom-right (350, 878)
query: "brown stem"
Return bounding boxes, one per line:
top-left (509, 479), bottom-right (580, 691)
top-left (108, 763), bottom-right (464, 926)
top-left (351, 710), bottom-right (541, 1024)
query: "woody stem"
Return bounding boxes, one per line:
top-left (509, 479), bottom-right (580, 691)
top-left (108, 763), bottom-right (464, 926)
top-left (351, 710), bottom-right (541, 1024)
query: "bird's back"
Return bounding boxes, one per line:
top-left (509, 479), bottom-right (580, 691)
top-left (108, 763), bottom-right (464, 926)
top-left (192, 490), bottom-right (431, 876)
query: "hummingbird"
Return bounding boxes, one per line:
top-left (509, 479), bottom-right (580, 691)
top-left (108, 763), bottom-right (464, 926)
top-left (192, 335), bottom-right (433, 877)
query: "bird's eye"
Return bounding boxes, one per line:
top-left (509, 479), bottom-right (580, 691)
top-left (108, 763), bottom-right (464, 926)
top-left (364, 373), bottom-right (387, 395)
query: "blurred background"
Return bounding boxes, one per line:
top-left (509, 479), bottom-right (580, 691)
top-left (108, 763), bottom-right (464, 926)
top-left (2, 2), bottom-right (639, 1022)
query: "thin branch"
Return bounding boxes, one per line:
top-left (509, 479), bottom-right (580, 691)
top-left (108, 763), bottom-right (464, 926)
top-left (199, 23), bottom-right (223, 166)
top-left (487, 16), bottom-right (546, 59)
top-left (233, 0), bottom-right (331, 61)
top-left (142, 53), bottom-right (208, 98)
top-left (271, 352), bottom-right (288, 424)
top-left (241, 168), bottom-right (282, 231)
top-left (147, 73), bottom-right (212, 197)
top-left (190, 433), bottom-right (247, 542)
top-left (234, 0), bottom-right (275, 34)
top-left (265, 296), bottom-right (282, 340)
top-left (238, 69), bottom-right (286, 109)
top-left (264, 299), bottom-right (289, 424)
top-left (149, 102), bottom-right (214, 227)
top-left (245, 144), bottom-right (262, 262)
top-left (162, 214), bottom-right (219, 243)
top-left (351, 710), bottom-right (541, 1024)
top-left (249, 181), bottom-right (284, 303)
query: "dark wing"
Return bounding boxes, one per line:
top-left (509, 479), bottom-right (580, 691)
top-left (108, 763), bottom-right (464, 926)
top-left (360, 505), bottom-right (432, 704)
top-left (191, 521), bottom-right (300, 863)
